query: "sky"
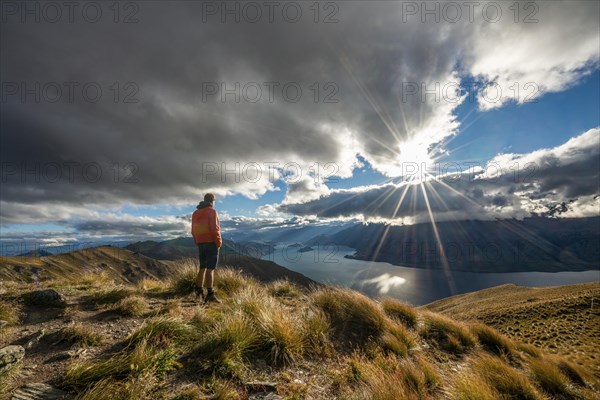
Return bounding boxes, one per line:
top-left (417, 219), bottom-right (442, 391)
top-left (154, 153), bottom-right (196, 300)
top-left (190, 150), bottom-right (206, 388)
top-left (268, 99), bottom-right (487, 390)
top-left (1, 0), bottom-right (599, 250)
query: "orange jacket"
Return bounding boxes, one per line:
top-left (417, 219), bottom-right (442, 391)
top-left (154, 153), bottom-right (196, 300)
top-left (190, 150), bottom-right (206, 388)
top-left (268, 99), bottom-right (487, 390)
top-left (191, 203), bottom-right (222, 248)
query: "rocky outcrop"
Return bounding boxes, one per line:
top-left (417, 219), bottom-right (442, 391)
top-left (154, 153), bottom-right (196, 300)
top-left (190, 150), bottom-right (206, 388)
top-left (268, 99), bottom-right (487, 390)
top-left (0, 345), bottom-right (25, 375)
top-left (21, 290), bottom-right (66, 308)
top-left (11, 383), bottom-right (73, 400)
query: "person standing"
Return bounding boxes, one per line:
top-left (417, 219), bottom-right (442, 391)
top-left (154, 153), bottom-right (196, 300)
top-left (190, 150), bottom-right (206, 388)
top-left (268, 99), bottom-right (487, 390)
top-left (191, 193), bottom-right (222, 303)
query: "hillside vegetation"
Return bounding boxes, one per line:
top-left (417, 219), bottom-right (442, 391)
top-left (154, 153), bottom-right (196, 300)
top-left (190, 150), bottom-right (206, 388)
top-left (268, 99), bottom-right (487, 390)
top-left (1, 261), bottom-right (598, 399)
top-left (425, 282), bottom-right (600, 379)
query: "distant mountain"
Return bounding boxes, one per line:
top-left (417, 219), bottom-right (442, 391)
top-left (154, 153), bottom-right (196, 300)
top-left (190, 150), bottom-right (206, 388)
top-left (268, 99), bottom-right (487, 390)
top-left (0, 246), bottom-right (175, 283)
top-left (17, 249), bottom-right (53, 257)
top-left (126, 237), bottom-right (317, 287)
top-left (307, 217), bottom-right (600, 273)
top-left (223, 221), bottom-right (355, 244)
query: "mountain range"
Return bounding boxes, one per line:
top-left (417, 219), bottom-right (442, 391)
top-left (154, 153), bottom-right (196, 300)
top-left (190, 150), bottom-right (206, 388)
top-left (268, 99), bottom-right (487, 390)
top-left (306, 217), bottom-right (600, 273)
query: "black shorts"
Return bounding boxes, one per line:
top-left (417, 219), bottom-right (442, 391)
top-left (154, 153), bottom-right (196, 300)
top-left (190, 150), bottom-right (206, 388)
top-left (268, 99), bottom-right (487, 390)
top-left (198, 242), bottom-right (219, 269)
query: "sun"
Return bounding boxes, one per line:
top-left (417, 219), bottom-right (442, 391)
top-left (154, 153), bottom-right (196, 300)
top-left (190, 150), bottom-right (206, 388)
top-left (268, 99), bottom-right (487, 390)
top-left (399, 140), bottom-right (433, 166)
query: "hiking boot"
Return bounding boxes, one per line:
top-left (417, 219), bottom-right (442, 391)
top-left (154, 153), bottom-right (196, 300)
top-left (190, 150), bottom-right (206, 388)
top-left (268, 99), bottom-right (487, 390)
top-left (204, 291), bottom-right (222, 304)
top-left (194, 286), bottom-right (204, 301)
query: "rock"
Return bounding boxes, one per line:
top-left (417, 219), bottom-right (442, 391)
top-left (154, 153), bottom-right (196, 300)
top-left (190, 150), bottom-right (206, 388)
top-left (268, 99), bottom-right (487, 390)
top-left (21, 290), bottom-right (66, 308)
top-left (248, 394), bottom-right (283, 400)
top-left (0, 320), bottom-right (8, 328)
top-left (11, 383), bottom-right (74, 399)
top-left (0, 345), bottom-right (25, 375)
top-left (25, 329), bottom-right (46, 349)
top-left (245, 381), bottom-right (278, 393)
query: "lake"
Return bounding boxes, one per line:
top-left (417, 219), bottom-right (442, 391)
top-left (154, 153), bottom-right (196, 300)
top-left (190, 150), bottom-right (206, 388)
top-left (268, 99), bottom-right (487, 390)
top-left (262, 244), bottom-right (600, 305)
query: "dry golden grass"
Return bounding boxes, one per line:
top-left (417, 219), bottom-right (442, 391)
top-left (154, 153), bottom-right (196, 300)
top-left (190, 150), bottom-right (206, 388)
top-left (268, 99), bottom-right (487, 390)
top-left (90, 287), bottom-right (137, 305)
top-left (425, 282), bottom-right (600, 377)
top-left (528, 357), bottom-right (574, 397)
top-left (471, 354), bottom-right (544, 400)
top-left (311, 287), bottom-right (387, 345)
top-left (340, 352), bottom-right (438, 400)
top-left (126, 316), bottom-right (199, 348)
top-left (380, 297), bottom-right (418, 328)
top-left (64, 340), bottom-right (180, 390)
top-left (4, 272), bottom-right (597, 400)
top-left (137, 278), bottom-right (167, 293)
top-left (169, 258), bottom-right (199, 296)
top-left (420, 311), bottom-right (476, 354)
top-left (450, 373), bottom-right (500, 400)
top-left (469, 322), bottom-right (515, 356)
top-left (61, 322), bottom-right (104, 346)
top-left (0, 300), bottom-right (21, 326)
top-left (267, 279), bottom-right (302, 298)
top-left (109, 295), bottom-right (148, 317)
top-left (217, 267), bottom-right (259, 294)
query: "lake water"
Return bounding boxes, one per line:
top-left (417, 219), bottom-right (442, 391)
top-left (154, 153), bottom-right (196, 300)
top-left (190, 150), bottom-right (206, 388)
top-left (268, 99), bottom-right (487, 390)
top-left (262, 244), bottom-right (600, 305)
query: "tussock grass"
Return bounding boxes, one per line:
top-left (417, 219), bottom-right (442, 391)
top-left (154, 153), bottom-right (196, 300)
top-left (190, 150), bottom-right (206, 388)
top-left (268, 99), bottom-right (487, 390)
top-left (267, 279), bottom-right (301, 298)
top-left (231, 286), bottom-right (274, 318)
top-left (0, 300), bottom-right (21, 326)
top-left (61, 323), bottom-right (104, 346)
top-left (342, 353), bottom-right (437, 400)
top-left (152, 299), bottom-right (183, 317)
top-left (202, 378), bottom-right (240, 400)
top-left (420, 311), bottom-right (476, 354)
top-left (169, 258), bottom-right (199, 296)
top-left (551, 355), bottom-right (590, 387)
top-left (471, 354), bottom-right (543, 400)
top-left (74, 372), bottom-right (158, 400)
top-left (450, 373), bottom-right (499, 400)
top-left (311, 288), bottom-right (386, 344)
top-left (380, 322), bottom-right (415, 357)
top-left (528, 357), bottom-right (574, 397)
top-left (217, 267), bottom-right (258, 294)
top-left (126, 317), bottom-right (198, 348)
top-left (90, 287), bottom-right (137, 305)
top-left (137, 278), bottom-right (167, 293)
top-left (192, 312), bottom-right (259, 376)
top-left (74, 271), bottom-right (114, 290)
top-left (64, 340), bottom-right (180, 389)
top-left (255, 302), bottom-right (306, 365)
top-left (172, 385), bottom-right (203, 400)
top-left (303, 308), bottom-right (331, 355)
top-left (516, 342), bottom-right (542, 358)
top-left (110, 295), bottom-right (148, 317)
top-left (469, 322), bottom-right (514, 356)
top-left (380, 297), bottom-right (417, 328)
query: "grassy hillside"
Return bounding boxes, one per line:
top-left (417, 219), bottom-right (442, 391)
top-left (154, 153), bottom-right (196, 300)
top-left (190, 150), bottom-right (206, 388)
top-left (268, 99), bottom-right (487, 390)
top-left (1, 262), bottom-right (598, 399)
top-left (425, 283), bottom-right (600, 379)
top-left (0, 245), bottom-right (317, 288)
top-left (0, 246), bottom-right (174, 283)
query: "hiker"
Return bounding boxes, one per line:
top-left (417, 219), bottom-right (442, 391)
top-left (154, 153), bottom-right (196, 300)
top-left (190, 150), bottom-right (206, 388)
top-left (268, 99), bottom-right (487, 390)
top-left (191, 193), bottom-right (222, 303)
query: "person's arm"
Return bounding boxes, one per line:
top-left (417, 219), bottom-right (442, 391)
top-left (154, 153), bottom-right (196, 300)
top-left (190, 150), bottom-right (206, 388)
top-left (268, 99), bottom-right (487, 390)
top-left (210, 209), bottom-right (222, 248)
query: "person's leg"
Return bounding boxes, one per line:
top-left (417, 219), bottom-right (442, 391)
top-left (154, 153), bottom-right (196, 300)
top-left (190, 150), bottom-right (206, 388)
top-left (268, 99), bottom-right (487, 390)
top-left (204, 244), bottom-right (221, 303)
top-left (195, 244), bottom-right (208, 298)
top-left (204, 269), bottom-right (214, 289)
top-left (196, 268), bottom-right (207, 288)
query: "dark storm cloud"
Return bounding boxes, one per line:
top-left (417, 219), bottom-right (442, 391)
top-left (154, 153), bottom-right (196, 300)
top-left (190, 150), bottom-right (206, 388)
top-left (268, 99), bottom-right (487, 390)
top-left (1, 1), bottom-right (599, 226)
